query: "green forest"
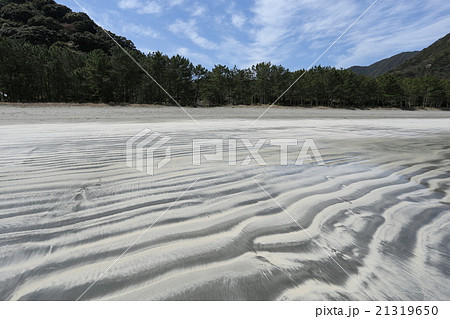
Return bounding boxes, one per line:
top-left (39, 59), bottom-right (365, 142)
top-left (0, 0), bottom-right (449, 108)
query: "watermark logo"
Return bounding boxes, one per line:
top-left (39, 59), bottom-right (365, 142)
top-left (126, 128), bottom-right (172, 175)
top-left (126, 129), bottom-right (324, 175)
top-left (193, 138), bottom-right (324, 166)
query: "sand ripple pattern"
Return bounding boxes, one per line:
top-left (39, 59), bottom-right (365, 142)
top-left (0, 119), bottom-right (449, 300)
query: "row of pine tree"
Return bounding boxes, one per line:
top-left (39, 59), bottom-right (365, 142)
top-left (1, 37), bottom-right (449, 108)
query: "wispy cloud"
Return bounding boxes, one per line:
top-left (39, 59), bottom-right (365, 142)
top-left (334, 0), bottom-right (450, 67)
top-left (168, 19), bottom-right (217, 49)
top-left (118, 0), bottom-right (162, 14)
top-left (187, 3), bottom-right (206, 17)
top-left (237, 0), bottom-right (363, 67)
top-left (231, 13), bottom-right (246, 29)
top-left (122, 23), bottom-right (161, 38)
top-left (107, 0), bottom-right (450, 69)
top-left (177, 47), bottom-right (213, 66)
top-left (228, 0), bottom-right (450, 68)
top-left (168, 0), bottom-right (185, 6)
top-left (118, 0), bottom-right (184, 15)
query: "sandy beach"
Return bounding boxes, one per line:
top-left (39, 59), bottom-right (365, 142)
top-left (0, 105), bottom-right (449, 300)
top-left (0, 104), bottom-right (448, 124)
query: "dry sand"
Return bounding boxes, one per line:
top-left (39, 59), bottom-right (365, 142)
top-left (0, 105), bottom-right (449, 300)
top-left (0, 104), bottom-right (448, 124)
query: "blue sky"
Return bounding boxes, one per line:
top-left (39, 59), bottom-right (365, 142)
top-left (58, 0), bottom-right (450, 70)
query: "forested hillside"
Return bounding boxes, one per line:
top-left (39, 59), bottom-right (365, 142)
top-left (349, 51), bottom-right (418, 77)
top-left (391, 33), bottom-right (450, 79)
top-left (0, 0), bottom-right (134, 51)
top-left (0, 0), bottom-right (449, 108)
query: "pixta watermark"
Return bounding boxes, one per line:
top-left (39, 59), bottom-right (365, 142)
top-left (126, 129), bottom-right (324, 175)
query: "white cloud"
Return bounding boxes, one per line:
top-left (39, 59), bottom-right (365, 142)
top-left (238, 0), bottom-right (304, 65)
top-left (118, 0), bottom-right (140, 9)
top-left (118, 0), bottom-right (162, 14)
top-left (177, 47), bottom-right (213, 66)
top-left (334, 0), bottom-right (450, 67)
top-left (221, 0), bottom-right (450, 69)
top-left (118, 0), bottom-right (184, 15)
top-left (188, 4), bottom-right (206, 17)
top-left (168, 19), bottom-right (217, 49)
top-left (122, 23), bottom-right (161, 38)
top-left (117, 0), bottom-right (450, 69)
top-left (241, 0), bottom-right (361, 65)
top-left (217, 36), bottom-right (250, 67)
top-left (168, 0), bottom-right (185, 6)
top-left (231, 13), bottom-right (245, 29)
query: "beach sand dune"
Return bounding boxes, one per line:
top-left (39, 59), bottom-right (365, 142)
top-left (0, 106), bottom-right (449, 300)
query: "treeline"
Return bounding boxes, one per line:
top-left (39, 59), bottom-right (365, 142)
top-left (0, 37), bottom-right (449, 108)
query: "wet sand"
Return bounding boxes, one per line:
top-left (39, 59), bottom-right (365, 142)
top-left (0, 106), bottom-right (449, 300)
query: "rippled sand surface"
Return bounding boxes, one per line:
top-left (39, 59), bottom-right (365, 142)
top-left (0, 109), bottom-right (449, 300)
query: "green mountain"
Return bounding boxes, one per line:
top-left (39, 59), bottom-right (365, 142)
top-left (390, 33), bottom-right (450, 79)
top-left (348, 51), bottom-right (419, 77)
top-left (0, 0), bottom-right (135, 52)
